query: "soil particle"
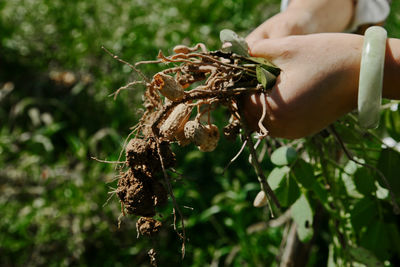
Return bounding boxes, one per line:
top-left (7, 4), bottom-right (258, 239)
top-left (151, 179), bottom-right (168, 207)
top-left (137, 217), bottom-right (162, 236)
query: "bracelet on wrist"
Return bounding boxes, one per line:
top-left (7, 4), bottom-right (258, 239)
top-left (358, 26), bottom-right (387, 129)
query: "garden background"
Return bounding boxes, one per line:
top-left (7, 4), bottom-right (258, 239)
top-left (1, 0), bottom-right (400, 266)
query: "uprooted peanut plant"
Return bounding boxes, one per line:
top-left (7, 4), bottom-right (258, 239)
top-left (101, 30), bottom-right (282, 261)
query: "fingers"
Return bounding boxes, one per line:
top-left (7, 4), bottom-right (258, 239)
top-left (246, 29), bottom-right (268, 50)
top-left (249, 38), bottom-right (290, 62)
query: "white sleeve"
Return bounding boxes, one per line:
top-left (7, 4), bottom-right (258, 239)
top-left (347, 0), bottom-right (391, 32)
top-left (280, 0), bottom-right (290, 11)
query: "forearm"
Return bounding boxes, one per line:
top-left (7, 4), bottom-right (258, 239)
top-left (383, 38), bottom-right (400, 100)
top-left (286, 0), bottom-right (354, 33)
top-left (246, 0), bottom-right (354, 45)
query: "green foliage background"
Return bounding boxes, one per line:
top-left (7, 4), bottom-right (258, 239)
top-left (1, 0), bottom-right (400, 266)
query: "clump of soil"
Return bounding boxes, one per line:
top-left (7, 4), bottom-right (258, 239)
top-left (125, 138), bottom-right (175, 174)
top-left (117, 169), bottom-right (167, 217)
top-left (137, 217), bottom-right (162, 236)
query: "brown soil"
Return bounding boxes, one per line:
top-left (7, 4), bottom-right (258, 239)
top-left (117, 169), bottom-right (168, 217)
top-left (137, 217), bottom-right (162, 236)
top-left (126, 138), bottom-right (175, 174)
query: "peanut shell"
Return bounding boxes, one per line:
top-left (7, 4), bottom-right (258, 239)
top-left (159, 103), bottom-right (192, 141)
top-left (153, 73), bottom-right (184, 101)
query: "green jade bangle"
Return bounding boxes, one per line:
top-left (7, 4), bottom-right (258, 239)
top-left (358, 26), bottom-right (387, 129)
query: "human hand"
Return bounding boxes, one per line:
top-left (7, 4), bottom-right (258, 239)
top-left (242, 33), bottom-right (363, 139)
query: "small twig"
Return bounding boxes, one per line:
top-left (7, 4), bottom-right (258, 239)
top-left (222, 139), bottom-right (248, 175)
top-left (238, 107), bottom-right (281, 211)
top-left (90, 157), bottom-right (126, 164)
top-left (101, 46), bottom-right (150, 83)
top-left (258, 141), bottom-right (269, 162)
top-left (116, 125), bottom-right (141, 169)
top-left (245, 138), bottom-right (280, 210)
top-left (135, 59), bottom-right (163, 66)
top-left (154, 138), bottom-right (187, 258)
top-left (110, 80), bottom-right (146, 100)
top-left (329, 125), bottom-right (400, 214)
top-left (248, 138), bottom-right (261, 165)
top-left (279, 222), bottom-right (298, 267)
top-left (103, 190), bottom-right (116, 207)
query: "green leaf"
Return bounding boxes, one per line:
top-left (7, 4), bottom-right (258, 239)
top-left (267, 167), bottom-right (300, 207)
top-left (377, 148), bottom-right (400, 195)
top-left (256, 65), bottom-right (276, 89)
top-left (292, 159), bottom-right (314, 189)
top-left (350, 197), bottom-right (378, 233)
top-left (291, 194), bottom-right (313, 242)
top-left (219, 29), bottom-right (249, 56)
top-left (333, 122), bottom-right (361, 144)
top-left (348, 247), bottom-right (384, 267)
top-left (199, 205), bottom-right (222, 222)
top-left (275, 173), bottom-right (300, 207)
top-left (311, 180), bottom-right (328, 203)
top-left (270, 146), bottom-right (298, 166)
top-left (360, 221), bottom-right (390, 260)
top-left (267, 166), bottom-right (290, 190)
top-left (387, 223), bottom-right (400, 256)
top-left (354, 167), bottom-right (377, 196)
top-left (384, 109), bottom-right (400, 140)
top-left (248, 56), bottom-right (280, 75)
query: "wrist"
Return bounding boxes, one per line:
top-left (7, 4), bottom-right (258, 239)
top-left (287, 0), bottom-right (354, 33)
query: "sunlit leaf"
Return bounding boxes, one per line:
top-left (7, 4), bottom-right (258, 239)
top-left (267, 166), bottom-right (299, 207)
top-left (270, 146), bottom-right (297, 166)
top-left (267, 166), bottom-right (290, 190)
top-left (248, 56), bottom-right (280, 75)
top-left (219, 29), bottom-right (249, 56)
top-left (256, 65), bottom-right (276, 89)
top-left (291, 194), bottom-right (313, 242)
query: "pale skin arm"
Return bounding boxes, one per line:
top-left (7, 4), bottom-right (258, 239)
top-left (241, 34), bottom-right (400, 139)
top-left (246, 0), bottom-right (354, 46)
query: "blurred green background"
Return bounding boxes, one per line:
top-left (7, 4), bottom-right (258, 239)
top-left (1, 0), bottom-right (400, 266)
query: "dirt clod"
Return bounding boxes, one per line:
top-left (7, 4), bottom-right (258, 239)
top-left (126, 138), bottom-right (176, 173)
top-left (117, 169), bottom-right (156, 217)
top-left (137, 217), bottom-right (162, 236)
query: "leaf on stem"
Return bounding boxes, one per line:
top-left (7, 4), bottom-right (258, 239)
top-left (219, 29), bottom-right (249, 56)
top-left (270, 146), bottom-right (298, 166)
top-left (291, 193), bottom-right (313, 242)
